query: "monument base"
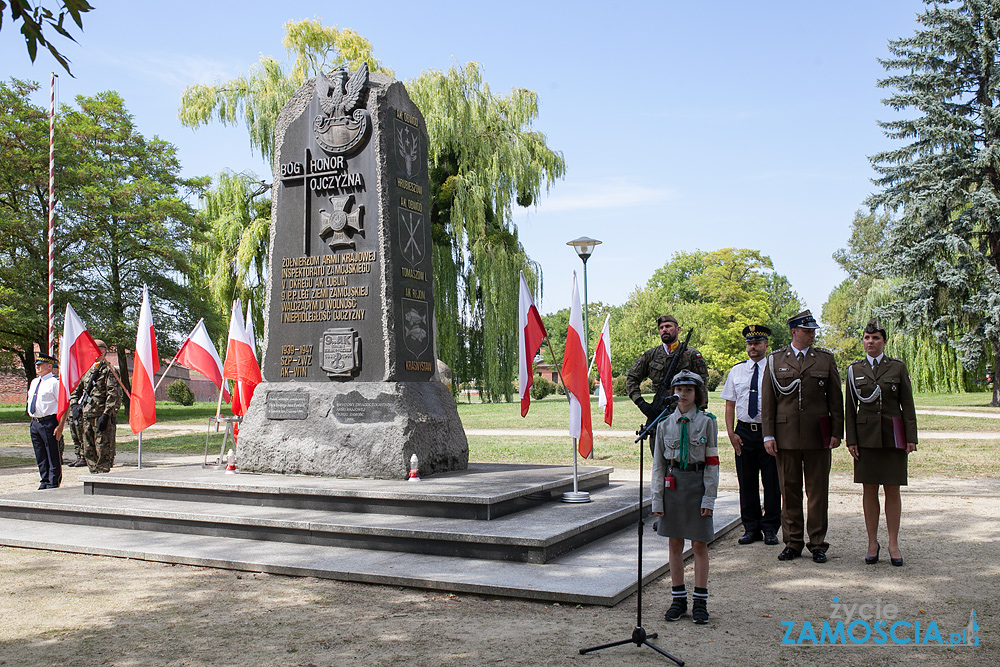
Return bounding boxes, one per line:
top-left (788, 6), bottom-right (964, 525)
top-left (237, 381), bottom-right (469, 479)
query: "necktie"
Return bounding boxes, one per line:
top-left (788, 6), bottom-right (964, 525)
top-left (748, 362), bottom-right (759, 419)
top-left (29, 379), bottom-right (39, 416)
top-left (678, 416), bottom-right (690, 469)
top-left (796, 351), bottom-right (804, 362)
top-left (872, 359), bottom-right (879, 374)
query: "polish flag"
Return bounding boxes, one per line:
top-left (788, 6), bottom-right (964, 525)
top-left (244, 301), bottom-right (258, 362)
top-left (518, 271), bottom-right (547, 417)
top-left (560, 271), bottom-right (593, 458)
top-left (175, 319), bottom-right (229, 402)
top-left (129, 285), bottom-right (160, 433)
top-left (593, 313), bottom-right (613, 426)
top-left (223, 299), bottom-right (262, 416)
top-left (56, 303), bottom-right (101, 422)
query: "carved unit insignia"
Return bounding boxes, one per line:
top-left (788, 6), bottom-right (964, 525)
top-left (399, 209), bottom-right (424, 267)
top-left (321, 328), bottom-right (360, 378)
top-left (402, 298), bottom-right (429, 357)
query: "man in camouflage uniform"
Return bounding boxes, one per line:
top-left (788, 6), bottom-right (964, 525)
top-left (627, 315), bottom-right (709, 452)
top-left (71, 340), bottom-right (121, 473)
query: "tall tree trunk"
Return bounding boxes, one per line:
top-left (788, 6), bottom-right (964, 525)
top-left (117, 346), bottom-right (132, 414)
top-left (992, 341), bottom-right (1000, 407)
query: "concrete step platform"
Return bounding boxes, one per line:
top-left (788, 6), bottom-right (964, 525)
top-left (81, 462), bottom-right (614, 520)
top-left (0, 463), bottom-right (742, 605)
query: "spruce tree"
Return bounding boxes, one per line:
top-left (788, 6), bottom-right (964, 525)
top-left (869, 0), bottom-right (1000, 404)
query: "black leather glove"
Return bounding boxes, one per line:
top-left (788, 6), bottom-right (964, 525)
top-left (637, 399), bottom-right (656, 419)
top-left (97, 414), bottom-right (109, 432)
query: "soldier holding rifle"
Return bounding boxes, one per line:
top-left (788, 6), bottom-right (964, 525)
top-left (627, 315), bottom-right (708, 451)
top-left (70, 340), bottom-right (121, 474)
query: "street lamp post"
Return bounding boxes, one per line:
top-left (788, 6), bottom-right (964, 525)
top-left (566, 237), bottom-right (602, 358)
top-left (562, 236), bottom-right (602, 504)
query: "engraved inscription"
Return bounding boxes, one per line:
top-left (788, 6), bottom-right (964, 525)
top-left (266, 392), bottom-right (310, 420)
top-left (322, 328), bottom-right (360, 377)
top-left (332, 392), bottom-right (395, 423)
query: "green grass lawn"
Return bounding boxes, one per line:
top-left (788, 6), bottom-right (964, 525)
top-left (2, 392), bottom-right (996, 477)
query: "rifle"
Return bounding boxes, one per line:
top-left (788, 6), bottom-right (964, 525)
top-left (636, 328), bottom-right (694, 448)
top-left (71, 370), bottom-right (100, 426)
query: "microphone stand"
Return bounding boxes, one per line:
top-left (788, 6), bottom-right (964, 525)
top-left (579, 397), bottom-right (683, 665)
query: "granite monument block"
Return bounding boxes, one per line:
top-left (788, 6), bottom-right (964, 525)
top-left (237, 66), bottom-right (469, 479)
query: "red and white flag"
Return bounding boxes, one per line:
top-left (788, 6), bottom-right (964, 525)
top-left (223, 299), bottom-right (262, 416)
top-left (560, 271), bottom-right (593, 458)
top-left (175, 319), bottom-right (230, 402)
top-left (593, 313), bottom-right (613, 426)
top-left (244, 300), bottom-right (258, 362)
top-left (129, 285), bottom-right (160, 433)
top-left (56, 303), bottom-right (101, 422)
top-left (517, 271), bottom-right (548, 417)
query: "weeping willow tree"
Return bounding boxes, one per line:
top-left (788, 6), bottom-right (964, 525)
top-left (408, 64), bottom-right (565, 401)
top-left (178, 21), bottom-right (564, 401)
top-left (192, 171), bottom-right (271, 341)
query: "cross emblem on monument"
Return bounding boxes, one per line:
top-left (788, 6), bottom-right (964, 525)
top-left (320, 194), bottom-right (364, 251)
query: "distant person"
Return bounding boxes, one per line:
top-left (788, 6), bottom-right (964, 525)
top-left (761, 309), bottom-right (844, 564)
top-left (652, 370), bottom-right (719, 624)
top-left (845, 318), bottom-right (918, 567)
top-left (720, 324), bottom-right (781, 546)
top-left (26, 354), bottom-right (64, 489)
top-left (626, 314), bottom-right (708, 452)
top-left (72, 340), bottom-right (121, 473)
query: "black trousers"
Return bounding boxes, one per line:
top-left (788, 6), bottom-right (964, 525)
top-left (30, 416), bottom-right (62, 489)
top-left (734, 421), bottom-right (780, 534)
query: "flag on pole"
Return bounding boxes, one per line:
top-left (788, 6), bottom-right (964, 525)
top-left (594, 313), bottom-right (613, 426)
top-left (129, 285), bottom-right (160, 433)
top-left (517, 271), bottom-right (548, 417)
top-left (175, 319), bottom-right (230, 402)
top-left (56, 303), bottom-right (101, 422)
top-left (244, 301), bottom-right (258, 362)
top-left (561, 271), bottom-right (593, 458)
top-left (223, 299), bottom-right (262, 416)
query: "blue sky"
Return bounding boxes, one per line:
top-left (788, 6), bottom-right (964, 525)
top-left (1, 0), bottom-right (927, 318)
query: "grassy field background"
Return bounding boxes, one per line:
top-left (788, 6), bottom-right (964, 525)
top-left (2, 391), bottom-right (997, 476)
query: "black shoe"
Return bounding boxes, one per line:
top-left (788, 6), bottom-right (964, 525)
top-left (865, 543), bottom-right (880, 565)
top-left (664, 596), bottom-right (687, 621)
top-left (777, 547), bottom-right (801, 561)
top-left (738, 531), bottom-right (762, 545)
top-left (69, 457), bottom-right (87, 467)
top-left (812, 549), bottom-right (828, 563)
top-left (37, 484), bottom-right (47, 490)
top-left (764, 532), bottom-right (779, 545)
top-left (889, 548), bottom-right (903, 567)
top-left (692, 598), bottom-right (709, 624)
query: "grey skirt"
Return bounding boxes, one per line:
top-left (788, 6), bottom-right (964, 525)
top-left (656, 467), bottom-right (714, 542)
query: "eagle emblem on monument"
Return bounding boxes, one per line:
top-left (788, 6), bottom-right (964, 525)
top-left (314, 63), bottom-right (371, 155)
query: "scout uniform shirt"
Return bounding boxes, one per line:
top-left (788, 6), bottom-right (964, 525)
top-left (651, 407), bottom-right (720, 512)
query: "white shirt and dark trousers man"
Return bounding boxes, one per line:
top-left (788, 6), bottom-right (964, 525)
top-left (721, 325), bottom-right (781, 545)
top-left (27, 354), bottom-right (62, 490)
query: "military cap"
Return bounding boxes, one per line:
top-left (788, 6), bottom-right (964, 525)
top-left (35, 353), bottom-right (58, 366)
top-left (863, 317), bottom-right (887, 339)
top-left (787, 309), bottom-right (819, 330)
top-left (671, 369), bottom-right (704, 387)
top-left (657, 314), bottom-right (678, 326)
top-left (742, 324), bottom-right (771, 341)
top-left (94, 339), bottom-right (108, 350)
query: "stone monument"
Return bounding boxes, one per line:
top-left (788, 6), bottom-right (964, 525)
top-left (237, 65), bottom-right (469, 479)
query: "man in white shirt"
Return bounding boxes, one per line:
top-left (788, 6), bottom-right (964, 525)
top-left (26, 354), bottom-right (65, 489)
top-left (720, 325), bottom-right (781, 545)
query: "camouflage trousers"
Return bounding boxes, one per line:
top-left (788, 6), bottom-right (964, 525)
top-left (69, 420), bottom-right (84, 459)
top-left (81, 414), bottom-right (117, 473)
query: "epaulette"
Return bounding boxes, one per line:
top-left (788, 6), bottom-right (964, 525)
top-left (884, 355), bottom-right (901, 363)
top-left (813, 346), bottom-right (834, 355)
top-left (705, 411), bottom-right (717, 420)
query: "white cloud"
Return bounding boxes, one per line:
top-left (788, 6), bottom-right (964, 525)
top-left (90, 48), bottom-right (239, 90)
top-left (533, 178), bottom-right (676, 212)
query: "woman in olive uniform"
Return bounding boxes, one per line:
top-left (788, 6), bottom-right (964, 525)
top-left (845, 318), bottom-right (918, 566)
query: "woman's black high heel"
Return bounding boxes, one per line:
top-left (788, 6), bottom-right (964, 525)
top-left (865, 543), bottom-right (880, 565)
